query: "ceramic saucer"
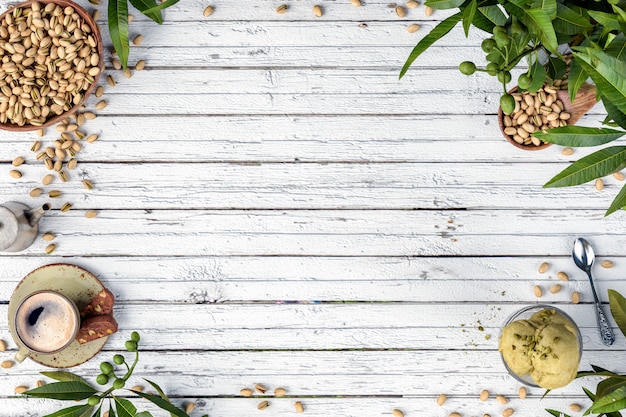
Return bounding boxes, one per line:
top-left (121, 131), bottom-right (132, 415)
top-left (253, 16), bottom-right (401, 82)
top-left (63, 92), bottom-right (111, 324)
top-left (9, 264), bottom-right (109, 368)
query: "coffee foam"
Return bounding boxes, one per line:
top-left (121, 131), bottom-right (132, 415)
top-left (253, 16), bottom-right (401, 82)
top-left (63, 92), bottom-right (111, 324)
top-left (16, 292), bottom-right (78, 353)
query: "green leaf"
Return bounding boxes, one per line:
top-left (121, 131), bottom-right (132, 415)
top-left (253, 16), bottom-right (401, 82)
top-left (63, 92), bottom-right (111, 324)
top-left (606, 33), bottom-right (626, 63)
top-left (544, 146), bottom-right (626, 187)
top-left (478, 5), bottom-right (507, 26)
top-left (587, 10), bottom-right (621, 31)
top-left (546, 410), bottom-right (571, 417)
top-left (546, 55), bottom-right (567, 79)
top-left (609, 184), bottom-right (626, 215)
top-left (532, 0), bottom-right (556, 20)
top-left (591, 385), bottom-right (626, 414)
top-left (554, 3), bottom-right (593, 35)
top-left (399, 11), bottom-right (463, 78)
top-left (136, 413), bottom-right (154, 417)
top-left (143, 379), bottom-right (170, 401)
top-left (462, 0), bottom-right (477, 37)
top-left (23, 381), bottom-right (97, 401)
top-left (574, 47), bottom-right (626, 114)
top-left (598, 378), bottom-right (626, 399)
top-left (129, 0), bottom-right (162, 24)
top-left (131, 391), bottom-right (189, 417)
top-left (609, 290), bottom-right (626, 337)
top-left (605, 99), bottom-right (626, 131)
top-left (114, 397), bottom-right (137, 417)
top-left (108, 0), bottom-right (130, 69)
top-left (93, 405), bottom-right (102, 417)
top-left (40, 371), bottom-right (90, 385)
top-left (505, 0), bottom-right (559, 55)
top-left (79, 407), bottom-right (94, 417)
top-left (135, 0), bottom-right (180, 17)
top-left (425, 0), bottom-right (465, 10)
top-left (43, 405), bottom-right (93, 417)
top-left (534, 126), bottom-right (625, 146)
top-left (526, 58), bottom-right (547, 93)
top-left (568, 58), bottom-right (588, 102)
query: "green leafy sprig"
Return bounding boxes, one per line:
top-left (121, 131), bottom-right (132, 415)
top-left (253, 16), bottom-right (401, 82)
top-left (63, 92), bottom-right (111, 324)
top-left (22, 332), bottom-right (204, 417)
top-left (545, 290), bottom-right (626, 417)
top-left (108, 0), bottom-right (180, 68)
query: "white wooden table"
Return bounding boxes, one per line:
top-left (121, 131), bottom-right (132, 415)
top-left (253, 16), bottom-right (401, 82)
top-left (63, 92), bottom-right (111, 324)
top-left (1, 1), bottom-right (625, 416)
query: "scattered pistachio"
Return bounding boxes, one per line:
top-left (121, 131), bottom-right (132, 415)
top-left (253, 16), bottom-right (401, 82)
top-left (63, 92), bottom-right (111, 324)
top-left (49, 190), bottom-right (62, 198)
top-left (437, 394), bottom-right (447, 406)
top-left (0, 340), bottom-right (5, 351)
top-left (60, 202), bottom-right (73, 212)
top-left (406, 0), bottom-right (419, 7)
top-left (12, 156), bottom-right (25, 166)
top-left (601, 260), bottom-right (614, 268)
top-left (350, 0), bottom-right (362, 6)
top-left (1, 360), bottom-right (14, 368)
top-left (203, 5), bottom-right (214, 17)
top-left (124, 67), bottom-right (132, 78)
top-left (502, 408), bottom-right (515, 417)
top-left (184, 402), bottom-right (195, 414)
top-left (42, 233), bottom-right (55, 241)
top-left (595, 178), bottom-right (605, 191)
top-left (407, 23), bottom-right (420, 32)
top-left (294, 401), bottom-right (304, 413)
top-left (96, 100), bottom-right (108, 110)
top-left (85, 210), bottom-right (98, 218)
top-left (449, 413), bottom-right (461, 417)
top-left (496, 394), bottom-right (508, 404)
top-left (614, 171), bottom-right (625, 181)
top-left (96, 86), bottom-right (105, 97)
top-left (395, 5), bottom-right (407, 16)
top-left (569, 403), bottom-right (582, 412)
top-left (425, 5), bottom-right (434, 15)
top-left (392, 409), bottom-right (404, 417)
top-left (480, 389), bottom-right (489, 401)
top-left (572, 291), bottom-right (580, 304)
top-left (561, 147), bottom-right (574, 156)
top-left (132, 35), bottom-right (145, 46)
top-left (257, 400), bottom-right (270, 410)
top-left (10, 169), bottom-right (22, 178)
top-left (83, 179), bottom-right (95, 189)
top-left (533, 285), bottom-right (542, 298)
top-left (42, 174), bottom-right (54, 185)
top-left (45, 243), bottom-right (56, 254)
top-left (538, 262), bottom-right (549, 273)
top-left (518, 386), bottom-right (527, 399)
top-left (135, 60), bottom-right (146, 71)
top-left (240, 388), bottom-right (253, 397)
top-left (255, 383), bottom-right (268, 394)
top-left (15, 386), bottom-right (28, 394)
top-left (31, 141), bottom-right (42, 152)
top-left (550, 284), bottom-right (562, 294)
top-left (36, 380), bottom-right (45, 388)
top-left (37, 129), bottom-right (45, 137)
top-left (276, 4), bottom-right (288, 13)
top-left (313, 5), bottom-right (323, 17)
top-left (274, 387), bottom-right (287, 397)
top-left (30, 188), bottom-right (42, 197)
top-left (557, 271), bottom-right (569, 281)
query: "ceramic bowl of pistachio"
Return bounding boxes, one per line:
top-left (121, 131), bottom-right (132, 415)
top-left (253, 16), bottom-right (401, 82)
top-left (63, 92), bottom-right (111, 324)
top-left (0, 0), bottom-right (104, 131)
top-left (499, 305), bottom-right (582, 389)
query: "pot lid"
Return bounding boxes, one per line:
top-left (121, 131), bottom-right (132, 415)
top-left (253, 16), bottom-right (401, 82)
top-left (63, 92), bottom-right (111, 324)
top-left (0, 206), bottom-right (19, 251)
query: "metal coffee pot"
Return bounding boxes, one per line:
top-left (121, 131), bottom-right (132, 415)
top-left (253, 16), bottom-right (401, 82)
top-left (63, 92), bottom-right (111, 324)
top-left (0, 202), bottom-right (50, 252)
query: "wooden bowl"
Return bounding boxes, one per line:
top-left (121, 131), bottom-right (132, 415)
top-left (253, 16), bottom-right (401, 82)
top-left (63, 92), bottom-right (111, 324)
top-left (498, 83), bottom-right (597, 151)
top-left (0, 0), bottom-right (104, 131)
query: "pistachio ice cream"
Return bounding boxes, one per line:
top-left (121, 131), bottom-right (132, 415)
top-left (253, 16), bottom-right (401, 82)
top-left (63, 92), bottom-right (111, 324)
top-left (499, 308), bottom-right (580, 389)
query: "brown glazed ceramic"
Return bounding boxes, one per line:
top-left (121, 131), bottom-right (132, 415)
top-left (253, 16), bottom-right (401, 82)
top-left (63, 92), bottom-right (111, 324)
top-left (0, 0), bottom-right (104, 131)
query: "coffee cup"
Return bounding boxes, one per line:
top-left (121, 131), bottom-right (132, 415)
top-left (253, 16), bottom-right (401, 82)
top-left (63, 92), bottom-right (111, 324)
top-left (12, 290), bottom-right (79, 363)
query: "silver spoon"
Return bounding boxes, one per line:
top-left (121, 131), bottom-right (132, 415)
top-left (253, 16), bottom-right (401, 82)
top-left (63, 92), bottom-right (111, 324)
top-left (572, 238), bottom-right (615, 346)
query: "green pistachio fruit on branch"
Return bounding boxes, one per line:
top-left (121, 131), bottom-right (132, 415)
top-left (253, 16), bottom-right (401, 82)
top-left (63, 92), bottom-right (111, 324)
top-left (500, 94), bottom-right (516, 115)
top-left (459, 61), bottom-right (477, 75)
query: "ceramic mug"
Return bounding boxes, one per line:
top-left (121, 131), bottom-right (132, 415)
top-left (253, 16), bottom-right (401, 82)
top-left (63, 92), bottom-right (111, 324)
top-left (12, 290), bottom-right (80, 363)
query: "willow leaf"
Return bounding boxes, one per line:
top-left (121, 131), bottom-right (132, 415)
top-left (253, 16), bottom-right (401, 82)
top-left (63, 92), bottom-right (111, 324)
top-left (114, 397), bottom-right (137, 417)
top-left (143, 378), bottom-right (176, 417)
top-left (400, 12), bottom-right (463, 78)
top-left (40, 371), bottom-right (90, 386)
top-left (136, 413), bottom-right (154, 417)
top-left (554, 3), bottom-right (593, 35)
top-left (43, 405), bottom-right (93, 417)
top-left (478, 5), bottom-right (507, 25)
top-left (534, 126), bottom-right (625, 146)
top-left (591, 385), bottom-right (626, 414)
top-left (587, 10), bottom-right (620, 31)
top-left (575, 47), bottom-right (626, 114)
top-left (137, 0), bottom-right (179, 16)
top-left (532, 0), bottom-right (556, 20)
top-left (606, 33), bottom-right (626, 63)
top-left (505, 0), bottom-right (559, 55)
top-left (544, 146), bottom-right (626, 187)
top-left (546, 55), bottom-right (567, 79)
top-left (129, 0), bottom-right (162, 23)
top-left (131, 391), bottom-right (189, 417)
top-left (108, 0), bottom-right (130, 68)
top-left (24, 381), bottom-right (96, 401)
top-left (604, 99), bottom-right (626, 131)
top-left (568, 57), bottom-right (587, 102)
top-left (546, 410), bottom-right (571, 417)
top-left (526, 58), bottom-right (546, 93)
top-left (425, 0), bottom-right (465, 10)
top-left (609, 290), bottom-right (626, 337)
top-left (462, 0), bottom-right (477, 37)
top-left (598, 378), bottom-right (626, 399)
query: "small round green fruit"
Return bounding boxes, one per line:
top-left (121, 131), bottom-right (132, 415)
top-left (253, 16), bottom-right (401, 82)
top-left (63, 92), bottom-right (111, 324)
top-left (113, 354), bottom-right (125, 365)
top-left (481, 38), bottom-right (497, 53)
top-left (518, 73), bottom-right (532, 90)
top-left (500, 93), bottom-right (516, 115)
top-left (88, 396), bottom-right (100, 406)
top-left (96, 374), bottom-right (109, 385)
top-left (100, 361), bottom-right (114, 375)
top-left (112, 378), bottom-right (125, 390)
top-left (130, 331), bottom-right (140, 342)
top-left (459, 61), bottom-right (476, 75)
top-left (497, 71), bottom-right (512, 84)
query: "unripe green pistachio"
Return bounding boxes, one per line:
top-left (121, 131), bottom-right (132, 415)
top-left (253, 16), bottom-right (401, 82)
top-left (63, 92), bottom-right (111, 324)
top-left (113, 354), bottom-right (125, 365)
top-left (88, 396), bottom-right (100, 406)
top-left (130, 331), bottom-right (140, 342)
top-left (100, 361), bottom-right (114, 375)
top-left (500, 93), bottom-right (516, 115)
top-left (481, 38), bottom-right (497, 53)
top-left (485, 63), bottom-right (498, 76)
top-left (112, 378), bottom-right (125, 389)
top-left (459, 61), bottom-right (476, 75)
top-left (497, 70), bottom-right (512, 84)
top-left (125, 340), bottom-right (138, 352)
top-left (96, 374), bottom-right (109, 385)
top-left (518, 73), bottom-right (532, 90)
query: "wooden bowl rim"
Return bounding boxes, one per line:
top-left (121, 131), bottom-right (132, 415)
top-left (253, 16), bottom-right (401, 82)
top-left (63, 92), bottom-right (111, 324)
top-left (498, 85), bottom-right (552, 151)
top-left (0, 0), bottom-right (104, 132)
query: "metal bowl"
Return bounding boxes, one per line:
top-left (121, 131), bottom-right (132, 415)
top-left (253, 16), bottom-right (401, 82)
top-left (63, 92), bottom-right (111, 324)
top-left (0, 0), bottom-right (104, 131)
top-left (500, 304), bottom-right (582, 387)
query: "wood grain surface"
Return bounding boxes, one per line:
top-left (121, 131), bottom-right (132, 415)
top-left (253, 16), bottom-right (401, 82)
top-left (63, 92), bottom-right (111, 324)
top-left (0, 0), bottom-right (622, 416)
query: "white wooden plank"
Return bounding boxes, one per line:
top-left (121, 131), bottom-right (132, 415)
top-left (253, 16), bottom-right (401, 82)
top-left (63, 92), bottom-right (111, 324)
top-left (4, 162), bottom-right (625, 209)
top-left (0, 115), bottom-right (607, 164)
top-left (0, 210), bottom-right (621, 256)
top-left (0, 256), bottom-right (622, 303)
